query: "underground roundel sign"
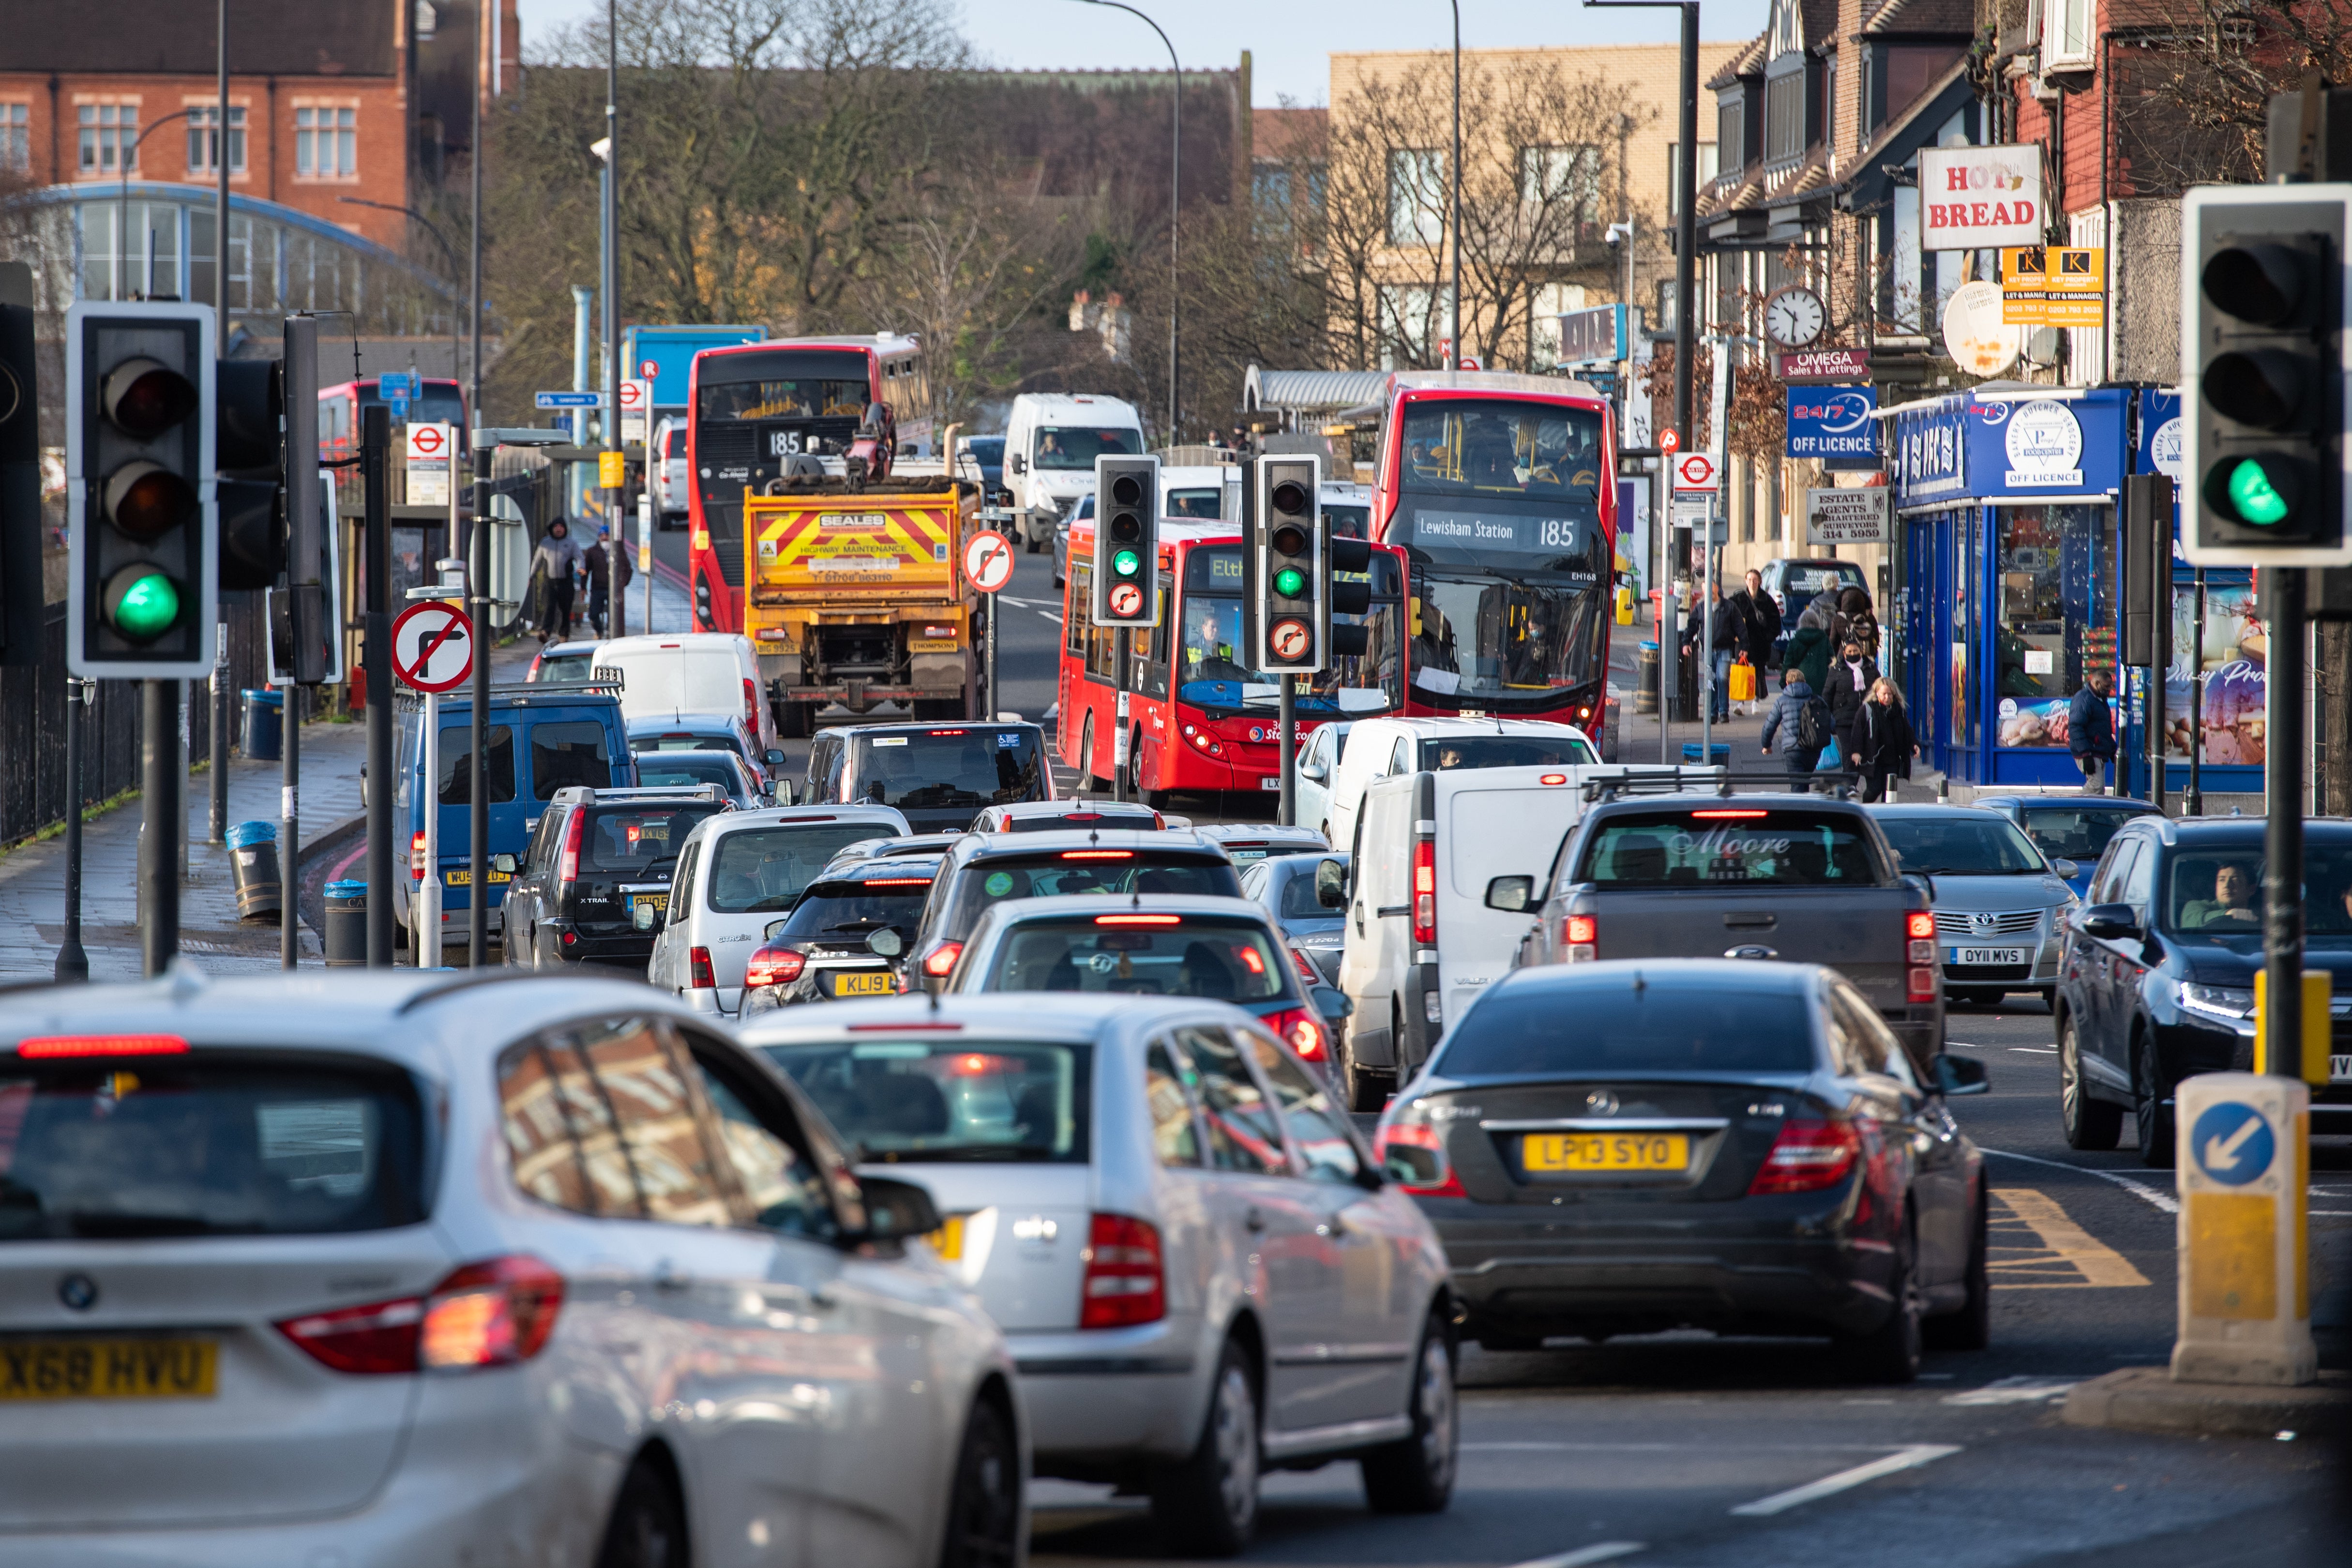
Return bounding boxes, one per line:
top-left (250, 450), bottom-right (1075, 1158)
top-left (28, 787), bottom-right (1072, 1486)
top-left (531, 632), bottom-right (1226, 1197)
top-left (1673, 452), bottom-right (1719, 493)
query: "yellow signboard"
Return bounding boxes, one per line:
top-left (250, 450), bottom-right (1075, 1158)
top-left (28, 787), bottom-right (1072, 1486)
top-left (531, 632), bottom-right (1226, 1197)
top-left (598, 449), bottom-right (626, 489)
top-left (750, 499), bottom-right (957, 594)
top-left (2001, 246), bottom-right (2105, 327)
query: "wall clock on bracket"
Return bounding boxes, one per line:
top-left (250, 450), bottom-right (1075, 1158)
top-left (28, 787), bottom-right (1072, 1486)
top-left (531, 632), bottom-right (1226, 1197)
top-left (1764, 285), bottom-right (1826, 348)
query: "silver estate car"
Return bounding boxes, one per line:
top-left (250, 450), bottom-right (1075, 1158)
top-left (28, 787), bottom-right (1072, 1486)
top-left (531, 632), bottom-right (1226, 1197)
top-left (0, 970), bottom-right (1024, 1568)
top-left (1869, 804), bottom-right (2081, 1008)
top-left (735, 993), bottom-right (1459, 1557)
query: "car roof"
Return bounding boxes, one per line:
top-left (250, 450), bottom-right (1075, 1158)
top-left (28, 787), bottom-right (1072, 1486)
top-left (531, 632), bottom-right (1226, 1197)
top-left (1258, 849), bottom-right (1349, 872)
top-left (1490, 957), bottom-right (1827, 1001)
top-left (1357, 715), bottom-right (1589, 739)
top-left (731, 991), bottom-right (1176, 1049)
top-left (980, 892), bottom-right (1271, 920)
top-left (597, 633), bottom-right (750, 655)
top-left (1192, 822), bottom-right (1326, 842)
top-left (1864, 803), bottom-right (2014, 820)
top-left (1976, 794), bottom-right (2156, 814)
top-left (538, 640), bottom-right (603, 656)
top-left (818, 855), bottom-right (944, 880)
top-left (1586, 790), bottom-right (1871, 817)
top-left (629, 711), bottom-right (748, 733)
top-left (842, 719), bottom-right (1043, 738)
top-left (952, 828), bottom-right (1221, 861)
top-left (983, 799), bottom-right (1158, 819)
top-left (2131, 816), bottom-right (2352, 848)
top-left (687, 803), bottom-right (907, 842)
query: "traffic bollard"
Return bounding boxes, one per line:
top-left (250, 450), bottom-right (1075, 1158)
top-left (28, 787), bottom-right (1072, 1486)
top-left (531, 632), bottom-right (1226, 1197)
top-left (2171, 1071), bottom-right (2316, 1387)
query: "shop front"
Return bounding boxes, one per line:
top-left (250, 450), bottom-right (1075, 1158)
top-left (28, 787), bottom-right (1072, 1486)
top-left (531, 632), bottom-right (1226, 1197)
top-left (1887, 388), bottom-right (2133, 787)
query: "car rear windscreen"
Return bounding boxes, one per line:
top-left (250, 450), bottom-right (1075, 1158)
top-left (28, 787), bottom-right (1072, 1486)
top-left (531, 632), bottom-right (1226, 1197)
top-left (773, 874), bottom-right (937, 938)
top-left (709, 824), bottom-right (899, 912)
top-left (1441, 986), bottom-right (1817, 1075)
top-left (581, 804), bottom-right (725, 874)
top-left (2016, 806), bottom-right (2151, 862)
top-left (950, 851), bottom-right (1243, 933)
top-left (1877, 816), bottom-right (2044, 876)
top-left (633, 754), bottom-right (743, 792)
top-left (535, 654), bottom-right (592, 684)
top-left (0, 1054), bottom-right (426, 1239)
top-left (761, 1039), bottom-right (1090, 1162)
top-left (1001, 810), bottom-right (1159, 833)
top-left (984, 916), bottom-right (1289, 1002)
top-left (1421, 735), bottom-right (1594, 769)
top-left (852, 729), bottom-right (1045, 812)
top-left (1577, 810), bottom-right (1887, 887)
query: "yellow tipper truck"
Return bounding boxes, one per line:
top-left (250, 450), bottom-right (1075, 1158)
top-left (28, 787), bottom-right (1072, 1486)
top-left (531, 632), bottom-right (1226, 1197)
top-left (740, 477), bottom-right (980, 736)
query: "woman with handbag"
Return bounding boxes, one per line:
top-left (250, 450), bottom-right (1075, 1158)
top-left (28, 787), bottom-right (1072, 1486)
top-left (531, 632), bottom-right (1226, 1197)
top-left (1855, 677), bottom-right (1917, 802)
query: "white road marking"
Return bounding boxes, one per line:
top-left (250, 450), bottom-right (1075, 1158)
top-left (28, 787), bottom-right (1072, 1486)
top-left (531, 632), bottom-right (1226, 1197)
top-left (1729, 1444), bottom-right (1961, 1517)
top-left (1943, 1375), bottom-right (2083, 1406)
top-left (1980, 1146), bottom-right (2179, 1215)
top-left (1505, 1544), bottom-right (1647, 1568)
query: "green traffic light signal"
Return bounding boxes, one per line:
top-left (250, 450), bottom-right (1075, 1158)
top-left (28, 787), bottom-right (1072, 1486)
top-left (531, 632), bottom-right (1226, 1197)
top-left (2206, 455), bottom-right (2299, 528)
top-left (1273, 566), bottom-right (1305, 597)
top-left (102, 564), bottom-right (181, 642)
top-left (1111, 547), bottom-right (1141, 578)
top-left (2225, 458), bottom-right (2291, 525)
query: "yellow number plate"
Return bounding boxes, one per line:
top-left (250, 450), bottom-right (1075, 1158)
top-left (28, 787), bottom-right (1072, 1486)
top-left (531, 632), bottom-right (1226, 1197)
top-left (0, 1339), bottom-right (217, 1401)
top-left (443, 869), bottom-right (512, 887)
top-left (1521, 1132), bottom-right (1689, 1173)
top-left (627, 893), bottom-right (670, 916)
top-left (831, 970), bottom-right (895, 997)
top-left (927, 1213), bottom-right (967, 1261)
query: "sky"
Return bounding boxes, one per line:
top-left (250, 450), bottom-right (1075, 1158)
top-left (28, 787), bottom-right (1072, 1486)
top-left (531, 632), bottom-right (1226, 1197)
top-left (514, 0), bottom-right (1772, 107)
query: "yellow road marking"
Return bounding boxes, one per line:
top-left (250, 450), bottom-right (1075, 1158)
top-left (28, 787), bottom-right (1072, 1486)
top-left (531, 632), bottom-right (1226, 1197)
top-left (1989, 1188), bottom-right (2151, 1289)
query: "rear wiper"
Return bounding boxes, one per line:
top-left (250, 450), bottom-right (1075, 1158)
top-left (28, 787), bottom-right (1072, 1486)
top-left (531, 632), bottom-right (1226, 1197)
top-left (874, 1144), bottom-right (1057, 1162)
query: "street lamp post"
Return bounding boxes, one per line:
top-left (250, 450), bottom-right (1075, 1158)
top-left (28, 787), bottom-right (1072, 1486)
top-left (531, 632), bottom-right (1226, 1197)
top-left (337, 197), bottom-right (466, 389)
top-left (1074, 0), bottom-right (1180, 443)
top-left (117, 109), bottom-right (198, 300)
top-left (1449, 0), bottom-right (1461, 378)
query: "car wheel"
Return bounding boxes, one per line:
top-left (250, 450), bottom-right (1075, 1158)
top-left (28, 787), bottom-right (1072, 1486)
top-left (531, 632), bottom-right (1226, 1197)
top-left (2134, 1037), bottom-right (2175, 1168)
top-left (1923, 1183), bottom-right (1990, 1353)
top-left (595, 1458), bottom-right (687, 1568)
top-left (1835, 1214), bottom-right (1922, 1384)
top-left (777, 701), bottom-right (811, 740)
top-left (1361, 1312), bottom-right (1458, 1514)
top-left (1341, 1027), bottom-right (1389, 1113)
top-left (938, 1397), bottom-right (1021, 1568)
top-left (1149, 1339), bottom-right (1260, 1557)
top-left (2059, 1017), bottom-right (2124, 1150)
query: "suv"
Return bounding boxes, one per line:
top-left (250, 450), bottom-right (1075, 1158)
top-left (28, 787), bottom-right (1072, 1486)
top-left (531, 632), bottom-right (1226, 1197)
top-left (1503, 785), bottom-right (1943, 1070)
top-left (1759, 558), bottom-right (1867, 657)
top-left (739, 854), bottom-right (944, 1015)
top-left (970, 799), bottom-right (1164, 834)
top-left (908, 829), bottom-right (1244, 987)
top-left (496, 785), bottom-right (733, 969)
top-left (804, 719), bottom-right (1053, 833)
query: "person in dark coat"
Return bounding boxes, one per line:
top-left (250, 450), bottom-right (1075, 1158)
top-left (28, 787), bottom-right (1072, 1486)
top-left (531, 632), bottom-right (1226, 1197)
top-left (1730, 568), bottom-right (1782, 671)
top-left (1760, 666), bottom-right (1829, 790)
top-left (1824, 636), bottom-right (1880, 784)
top-left (1836, 586), bottom-right (1881, 663)
top-left (582, 523), bottom-right (636, 636)
top-left (1855, 677), bottom-right (1917, 802)
top-left (2068, 670), bottom-right (2117, 794)
top-left (529, 518), bottom-right (582, 642)
top-left (1782, 597), bottom-right (1837, 693)
top-left (1682, 581), bottom-right (1745, 723)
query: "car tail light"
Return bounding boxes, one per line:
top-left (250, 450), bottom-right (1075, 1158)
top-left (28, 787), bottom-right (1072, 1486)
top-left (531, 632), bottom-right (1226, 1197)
top-left (278, 1255), bottom-right (564, 1375)
top-left (1908, 966), bottom-right (1938, 1002)
top-left (922, 941), bottom-right (963, 978)
top-left (689, 947), bottom-right (716, 989)
top-left (1748, 1118), bottom-right (1861, 1195)
top-left (743, 946), bottom-right (806, 988)
top-left (1904, 910), bottom-right (1937, 969)
top-left (1905, 911), bottom-right (1935, 939)
top-left (743, 678), bottom-right (760, 734)
top-left (409, 830), bottom-right (427, 881)
top-left (1062, 849), bottom-right (1133, 860)
top-left (1411, 837), bottom-right (1436, 946)
top-left (1263, 1007), bottom-right (1327, 1061)
top-left (16, 1033), bottom-right (190, 1058)
top-left (1079, 1213), bottom-right (1165, 1329)
top-left (1288, 947), bottom-right (1321, 985)
top-left (558, 809), bottom-right (586, 887)
top-left (1373, 1123), bottom-right (1464, 1197)
top-left (1564, 913), bottom-right (1598, 963)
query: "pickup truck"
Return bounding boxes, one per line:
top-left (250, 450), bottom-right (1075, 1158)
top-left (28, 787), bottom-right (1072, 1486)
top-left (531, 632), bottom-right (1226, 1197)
top-left (1489, 785), bottom-right (1944, 1070)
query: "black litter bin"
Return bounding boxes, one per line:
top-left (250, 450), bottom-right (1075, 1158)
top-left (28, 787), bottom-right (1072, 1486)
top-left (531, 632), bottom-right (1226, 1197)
top-left (242, 689), bottom-right (283, 762)
top-left (227, 820), bottom-right (281, 922)
top-left (1635, 641), bottom-right (1659, 716)
top-left (325, 879), bottom-right (368, 966)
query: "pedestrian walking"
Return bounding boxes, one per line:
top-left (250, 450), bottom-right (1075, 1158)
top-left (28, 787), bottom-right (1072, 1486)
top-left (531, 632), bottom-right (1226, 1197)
top-left (1826, 637), bottom-right (1880, 789)
top-left (1760, 666), bottom-right (1832, 791)
top-left (583, 523), bottom-right (635, 636)
top-left (1683, 581), bottom-right (1745, 724)
top-left (1782, 597), bottom-right (1837, 693)
top-left (1855, 677), bottom-right (1917, 802)
top-left (1835, 586), bottom-right (1881, 663)
top-left (1730, 568), bottom-right (1782, 672)
top-left (530, 518), bottom-right (582, 643)
top-left (2068, 670), bottom-right (2118, 794)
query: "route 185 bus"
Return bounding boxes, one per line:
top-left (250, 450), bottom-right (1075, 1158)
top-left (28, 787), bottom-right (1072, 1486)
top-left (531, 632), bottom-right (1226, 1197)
top-left (686, 334), bottom-right (928, 633)
top-left (1366, 373), bottom-right (1616, 742)
top-left (1059, 520), bottom-right (1410, 803)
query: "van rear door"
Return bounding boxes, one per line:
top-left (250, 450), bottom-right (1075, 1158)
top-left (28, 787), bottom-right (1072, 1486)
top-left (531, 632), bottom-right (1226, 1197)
top-left (1434, 768), bottom-right (1591, 1038)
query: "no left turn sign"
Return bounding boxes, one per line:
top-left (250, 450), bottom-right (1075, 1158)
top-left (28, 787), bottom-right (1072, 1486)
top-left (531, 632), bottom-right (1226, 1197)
top-left (963, 530), bottom-right (1014, 593)
top-left (1673, 452), bottom-right (1719, 493)
top-left (392, 601), bottom-right (475, 693)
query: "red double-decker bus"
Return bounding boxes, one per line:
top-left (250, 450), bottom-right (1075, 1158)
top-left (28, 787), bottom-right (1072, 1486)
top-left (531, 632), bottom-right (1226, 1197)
top-left (317, 376), bottom-right (467, 464)
top-left (685, 334), bottom-right (927, 633)
top-left (1368, 373), bottom-right (1616, 741)
top-left (1058, 520), bottom-right (1410, 803)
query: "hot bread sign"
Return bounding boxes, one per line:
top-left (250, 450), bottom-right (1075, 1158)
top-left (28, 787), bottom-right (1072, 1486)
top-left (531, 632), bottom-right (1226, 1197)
top-left (1917, 146), bottom-right (2042, 252)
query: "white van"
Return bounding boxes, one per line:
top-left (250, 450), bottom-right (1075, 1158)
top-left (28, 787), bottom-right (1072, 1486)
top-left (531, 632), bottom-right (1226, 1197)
top-left (1317, 716), bottom-right (1598, 845)
top-left (1333, 764), bottom-right (1604, 1109)
top-left (593, 633), bottom-right (782, 769)
top-left (650, 418), bottom-right (691, 525)
top-left (1002, 393), bottom-right (1146, 551)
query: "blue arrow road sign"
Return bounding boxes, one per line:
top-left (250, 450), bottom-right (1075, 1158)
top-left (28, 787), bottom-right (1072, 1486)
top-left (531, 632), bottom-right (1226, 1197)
top-left (2189, 1101), bottom-right (2275, 1187)
top-left (536, 391), bottom-right (606, 408)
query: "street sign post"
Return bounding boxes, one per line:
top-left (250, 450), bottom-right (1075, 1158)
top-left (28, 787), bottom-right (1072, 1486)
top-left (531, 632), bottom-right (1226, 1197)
top-left (1672, 451), bottom-right (1719, 493)
top-left (964, 527), bottom-right (1014, 716)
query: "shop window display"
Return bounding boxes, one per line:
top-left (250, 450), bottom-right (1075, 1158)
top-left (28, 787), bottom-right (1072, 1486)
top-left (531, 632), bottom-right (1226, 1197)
top-left (1992, 505), bottom-right (2114, 750)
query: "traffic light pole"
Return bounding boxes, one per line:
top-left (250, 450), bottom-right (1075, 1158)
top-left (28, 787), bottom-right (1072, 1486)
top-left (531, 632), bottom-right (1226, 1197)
top-left (140, 678), bottom-right (180, 979)
top-left (1277, 677), bottom-right (1295, 828)
top-left (1112, 628), bottom-right (1129, 803)
top-left (469, 436), bottom-right (491, 968)
top-left (54, 678), bottom-right (89, 983)
top-left (362, 405), bottom-right (394, 967)
top-left (210, 624), bottom-right (227, 842)
top-left (282, 667), bottom-right (298, 968)
top-left (2264, 568), bottom-right (2307, 1081)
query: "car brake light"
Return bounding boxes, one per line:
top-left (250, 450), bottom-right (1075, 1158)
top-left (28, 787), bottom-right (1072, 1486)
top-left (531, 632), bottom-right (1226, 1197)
top-left (1079, 1213), bottom-right (1165, 1329)
top-left (923, 941), bottom-right (964, 978)
top-left (1905, 911), bottom-right (1935, 939)
top-left (689, 947), bottom-right (715, 988)
top-left (1749, 1118), bottom-right (1861, 1195)
top-left (16, 1033), bottom-right (189, 1059)
top-left (1908, 965), bottom-right (1939, 1003)
top-left (1411, 837), bottom-right (1436, 946)
top-left (861, 877), bottom-right (933, 887)
top-left (1539, 773), bottom-right (1567, 785)
top-left (1096, 914), bottom-right (1182, 926)
top-left (277, 1255), bottom-right (563, 1375)
top-left (743, 678), bottom-right (760, 734)
top-left (1062, 849), bottom-right (1133, 860)
top-left (1289, 947), bottom-right (1321, 985)
top-left (1563, 912), bottom-right (1598, 963)
top-left (1373, 1123), bottom-right (1464, 1197)
top-left (410, 830), bottom-right (427, 880)
top-left (1264, 1006), bottom-right (1327, 1061)
top-left (1691, 809), bottom-right (1768, 819)
top-left (743, 946), bottom-right (806, 988)
top-left (558, 809), bottom-right (586, 886)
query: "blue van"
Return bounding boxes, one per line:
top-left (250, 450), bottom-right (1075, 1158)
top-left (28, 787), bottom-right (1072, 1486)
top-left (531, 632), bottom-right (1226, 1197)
top-left (392, 681), bottom-right (637, 943)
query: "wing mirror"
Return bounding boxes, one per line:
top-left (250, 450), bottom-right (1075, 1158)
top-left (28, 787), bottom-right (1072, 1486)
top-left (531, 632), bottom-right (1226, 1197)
top-left (1300, 759), bottom-right (1328, 782)
top-left (1315, 858), bottom-right (1348, 909)
top-left (765, 749), bottom-right (786, 767)
top-left (1008, 452), bottom-right (1027, 475)
top-left (851, 1174), bottom-right (942, 1249)
top-left (2049, 857), bottom-right (2081, 881)
top-left (1312, 985), bottom-right (1354, 1023)
top-left (2079, 903), bottom-right (2142, 941)
top-left (491, 853), bottom-right (518, 875)
top-left (1485, 874), bottom-right (1535, 913)
top-left (868, 928), bottom-right (905, 958)
top-left (1931, 1053), bottom-right (1991, 1097)
top-left (766, 918), bottom-right (790, 940)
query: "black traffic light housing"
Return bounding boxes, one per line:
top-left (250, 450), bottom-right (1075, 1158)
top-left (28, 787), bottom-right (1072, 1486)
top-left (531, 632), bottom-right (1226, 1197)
top-left (0, 261), bottom-right (38, 668)
top-left (1089, 453), bottom-right (1161, 628)
top-left (215, 357), bottom-right (284, 591)
top-left (67, 301), bottom-right (219, 678)
top-left (1250, 455), bottom-right (1323, 672)
top-left (2181, 183), bottom-right (2352, 566)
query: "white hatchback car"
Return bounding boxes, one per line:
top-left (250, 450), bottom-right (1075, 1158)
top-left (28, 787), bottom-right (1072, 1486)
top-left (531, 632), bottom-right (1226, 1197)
top-left (0, 969), bottom-right (1025, 1568)
top-left (737, 993), bottom-right (1458, 1558)
top-left (649, 804), bottom-right (910, 1015)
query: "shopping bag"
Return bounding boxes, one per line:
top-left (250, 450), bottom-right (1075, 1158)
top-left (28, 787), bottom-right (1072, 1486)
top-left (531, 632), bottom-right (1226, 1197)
top-left (1816, 737), bottom-right (1844, 771)
top-left (1728, 660), bottom-right (1757, 702)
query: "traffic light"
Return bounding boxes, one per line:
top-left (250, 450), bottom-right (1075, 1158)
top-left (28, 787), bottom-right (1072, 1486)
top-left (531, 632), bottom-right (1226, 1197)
top-left (1327, 532), bottom-right (1372, 660)
top-left (1089, 453), bottom-right (1161, 628)
top-left (0, 261), bottom-right (38, 668)
top-left (1252, 455), bottom-right (1322, 672)
top-left (2181, 183), bottom-right (2352, 565)
top-left (214, 358), bottom-right (283, 591)
top-left (66, 301), bottom-right (218, 678)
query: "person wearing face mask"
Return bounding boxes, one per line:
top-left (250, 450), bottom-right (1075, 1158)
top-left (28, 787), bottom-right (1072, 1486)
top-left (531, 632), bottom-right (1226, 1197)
top-left (1826, 636), bottom-right (1880, 788)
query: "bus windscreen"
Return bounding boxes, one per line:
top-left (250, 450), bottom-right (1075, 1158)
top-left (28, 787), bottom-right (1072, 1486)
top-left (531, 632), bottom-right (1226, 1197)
top-left (1173, 547), bottom-right (1401, 717)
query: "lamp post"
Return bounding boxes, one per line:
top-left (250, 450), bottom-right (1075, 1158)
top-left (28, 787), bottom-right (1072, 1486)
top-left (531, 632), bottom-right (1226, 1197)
top-left (1075, 0), bottom-right (1180, 442)
top-left (338, 197), bottom-right (466, 389)
top-left (1449, 0), bottom-right (1461, 377)
top-left (116, 109), bottom-right (197, 300)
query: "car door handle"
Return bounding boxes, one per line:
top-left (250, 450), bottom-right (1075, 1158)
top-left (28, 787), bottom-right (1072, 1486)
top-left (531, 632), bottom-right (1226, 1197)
top-left (1244, 1206), bottom-right (1267, 1233)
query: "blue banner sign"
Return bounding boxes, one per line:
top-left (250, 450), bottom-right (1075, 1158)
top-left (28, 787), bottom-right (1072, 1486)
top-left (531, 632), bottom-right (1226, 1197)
top-left (536, 391), bottom-right (606, 409)
top-left (1785, 385), bottom-right (1878, 462)
top-left (1888, 388), bottom-right (2129, 506)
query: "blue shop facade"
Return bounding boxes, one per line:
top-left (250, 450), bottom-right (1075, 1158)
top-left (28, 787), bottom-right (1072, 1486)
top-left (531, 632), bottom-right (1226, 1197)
top-left (1885, 387), bottom-right (2263, 796)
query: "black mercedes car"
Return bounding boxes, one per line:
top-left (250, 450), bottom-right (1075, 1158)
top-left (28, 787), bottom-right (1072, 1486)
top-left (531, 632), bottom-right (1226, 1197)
top-left (737, 854), bottom-right (942, 1015)
top-left (1372, 959), bottom-right (1990, 1382)
top-left (2054, 817), bottom-right (2352, 1166)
